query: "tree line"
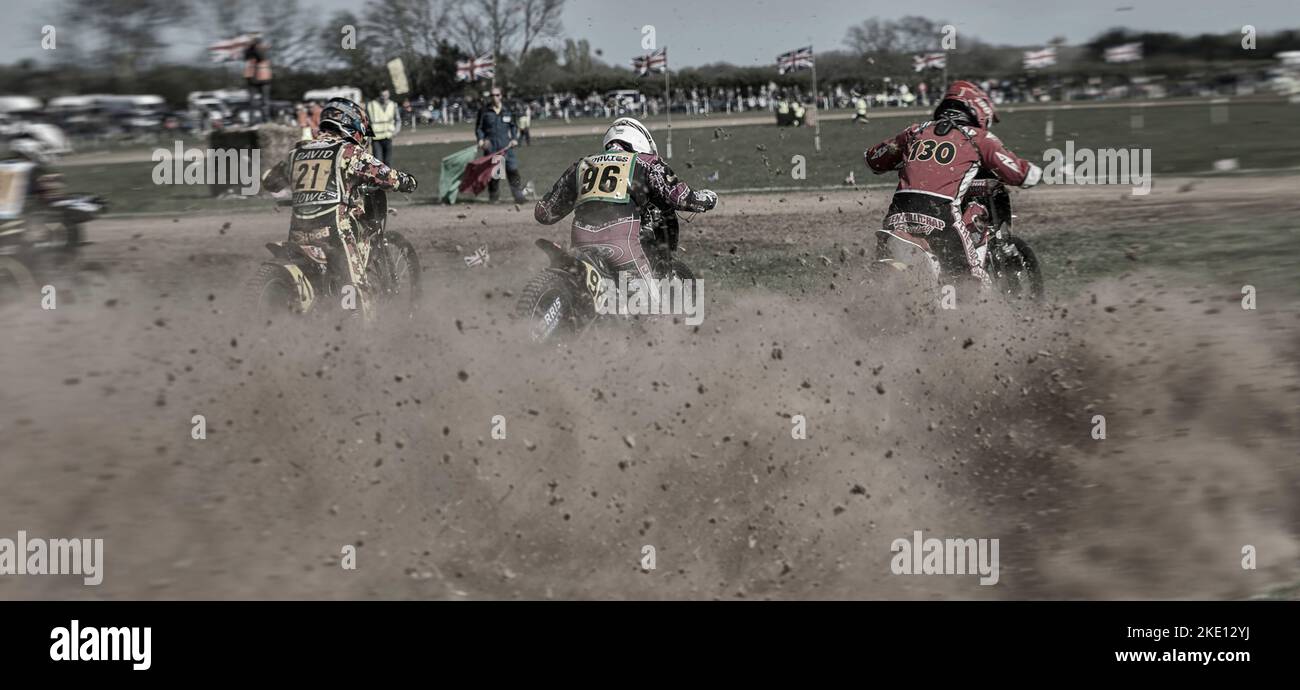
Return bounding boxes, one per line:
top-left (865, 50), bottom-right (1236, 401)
top-left (9, 2), bottom-right (1298, 107)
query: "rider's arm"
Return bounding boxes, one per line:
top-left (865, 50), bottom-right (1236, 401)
top-left (976, 131), bottom-right (1042, 188)
top-left (474, 109), bottom-right (489, 148)
top-left (31, 165), bottom-right (67, 203)
top-left (864, 126), bottom-right (913, 174)
top-left (643, 156), bottom-right (717, 212)
top-left (343, 144), bottom-right (417, 192)
top-left (261, 159), bottom-right (290, 193)
top-left (534, 161), bottom-right (579, 224)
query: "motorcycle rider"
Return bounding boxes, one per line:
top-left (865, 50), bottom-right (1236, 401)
top-left (2, 125), bottom-right (75, 247)
top-left (262, 97), bottom-right (418, 317)
top-left (864, 80), bottom-right (1041, 284)
top-left (534, 117), bottom-right (717, 281)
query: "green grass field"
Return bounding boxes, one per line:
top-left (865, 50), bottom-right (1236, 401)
top-left (62, 100), bottom-right (1300, 216)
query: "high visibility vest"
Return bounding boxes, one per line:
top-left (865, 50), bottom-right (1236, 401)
top-left (368, 100), bottom-right (397, 140)
top-left (777, 101), bottom-right (790, 114)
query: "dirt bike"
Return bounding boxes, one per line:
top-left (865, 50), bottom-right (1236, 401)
top-left (878, 178), bottom-right (1044, 301)
top-left (0, 160), bottom-right (109, 305)
top-left (516, 205), bottom-right (696, 343)
top-left (247, 186), bottom-right (421, 320)
top-left (0, 159), bottom-right (107, 252)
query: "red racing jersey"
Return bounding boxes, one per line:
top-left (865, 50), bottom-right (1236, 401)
top-left (864, 121), bottom-right (1041, 200)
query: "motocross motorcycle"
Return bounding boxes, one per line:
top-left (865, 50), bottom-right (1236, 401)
top-left (877, 178), bottom-right (1043, 301)
top-left (0, 159), bottom-right (107, 252)
top-left (516, 205), bottom-right (696, 343)
top-left (0, 160), bottom-right (108, 304)
top-left (247, 186), bottom-right (421, 320)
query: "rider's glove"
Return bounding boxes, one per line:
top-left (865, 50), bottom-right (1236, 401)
top-left (1020, 163), bottom-right (1043, 189)
top-left (696, 189), bottom-right (718, 211)
top-left (397, 173), bottom-right (419, 194)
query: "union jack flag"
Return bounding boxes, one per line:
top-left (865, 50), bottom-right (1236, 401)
top-left (456, 53), bottom-right (495, 81)
top-left (208, 35), bottom-right (255, 63)
top-left (632, 47), bottom-right (668, 77)
top-left (1104, 42), bottom-right (1143, 63)
top-left (776, 46), bottom-right (814, 75)
top-left (1022, 47), bottom-right (1057, 70)
top-left (913, 52), bottom-right (946, 72)
top-left (463, 245), bottom-right (490, 267)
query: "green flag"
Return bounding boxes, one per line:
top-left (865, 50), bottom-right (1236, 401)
top-left (439, 144), bottom-right (480, 204)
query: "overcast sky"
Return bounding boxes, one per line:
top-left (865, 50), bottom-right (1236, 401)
top-left (5, 0), bottom-right (1296, 69)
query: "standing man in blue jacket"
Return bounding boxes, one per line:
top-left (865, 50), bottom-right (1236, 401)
top-left (474, 86), bottom-right (526, 204)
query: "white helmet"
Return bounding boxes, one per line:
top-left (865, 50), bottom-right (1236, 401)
top-left (602, 117), bottom-right (657, 155)
top-left (9, 123), bottom-right (70, 165)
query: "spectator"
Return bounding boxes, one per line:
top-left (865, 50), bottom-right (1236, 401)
top-left (474, 86), bottom-right (525, 204)
top-left (243, 33), bottom-right (272, 123)
top-left (518, 104), bottom-right (532, 146)
top-left (367, 88), bottom-right (399, 166)
top-left (307, 101), bottom-right (323, 137)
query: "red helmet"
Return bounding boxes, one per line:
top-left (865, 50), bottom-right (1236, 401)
top-left (938, 81), bottom-right (999, 129)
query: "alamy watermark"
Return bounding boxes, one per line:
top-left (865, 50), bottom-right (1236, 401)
top-left (1041, 140), bottom-right (1152, 195)
top-left (890, 529), bottom-right (1000, 585)
top-left (594, 273), bottom-right (705, 326)
top-left (152, 142), bottom-right (261, 195)
top-left (0, 530), bottom-right (103, 585)
top-left (50, 620), bottom-right (151, 670)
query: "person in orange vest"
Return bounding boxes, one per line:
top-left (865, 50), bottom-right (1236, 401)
top-left (294, 104), bottom-right (311, 140)
top-left (243, 32), bottom-right (273, 123)
top-left (307, 101), bottom-right (323, 137)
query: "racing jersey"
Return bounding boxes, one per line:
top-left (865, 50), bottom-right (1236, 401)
top-left (865, 121), bottom-right (1041, 200)
top-left (263, 132), bottom-right (412, 236)
top-left (535, 148), bottom-right (715, 277)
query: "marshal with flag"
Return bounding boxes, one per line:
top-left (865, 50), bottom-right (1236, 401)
top-left (776, 46), bottom-right (814, 75)
top-left (209, 35), bottom-right (255, 63)
top-left (456, 54), bottom-right (495, 82)
top-left (913, 52), bottom-right (946, 72)
top-left (1023, 47), bottom-right (1057, 70)
top-left (1104, 42), bottom-right (1143, 63)
top-left (632, 47), bottom-right (667, 77)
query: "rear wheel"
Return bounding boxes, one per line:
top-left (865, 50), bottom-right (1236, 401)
top-left (991, 236), bottom-right (1044, 301)
top-left (666, 258), bottom-right (696, 281)
top-left (246, 263), bottom-right (305, 320)
top-left (0, 256), bottom-right (37, 308)
top-left (516, 270), bottom-right (580, 343)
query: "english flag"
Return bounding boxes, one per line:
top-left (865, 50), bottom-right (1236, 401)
top-left (1023, 47), bottom-right (1057, 70)
top-left (1104, 42), bottom-right (1143, 63)
top-left (632, 47), bottom-right (668, 76)
top-left (209, 35), bottom-right (255, 63)
top-left (776, 46), bottom-right (814, 75)
top-left (913, 52), bottom-right (946, 72)
top-left (456, 54), bottom-right (495, 81)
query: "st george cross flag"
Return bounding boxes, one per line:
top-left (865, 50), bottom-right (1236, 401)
top-left (456, 54), bottom-right (495, 81)
top-left (1104, 42), bottom-right (1143, 63)
top-left (913, 52), bottom-right (946, 72)
top-left (632, 47), bottom-right (668, 77)
top-left (777, 46), bottom-right (814, 75)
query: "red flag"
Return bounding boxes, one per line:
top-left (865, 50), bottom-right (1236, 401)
top-left (458, 149), bottom-right (507, 196)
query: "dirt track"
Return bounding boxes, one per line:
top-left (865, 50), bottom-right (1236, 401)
top-left (2, 176), bottom-right (1298, 600)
